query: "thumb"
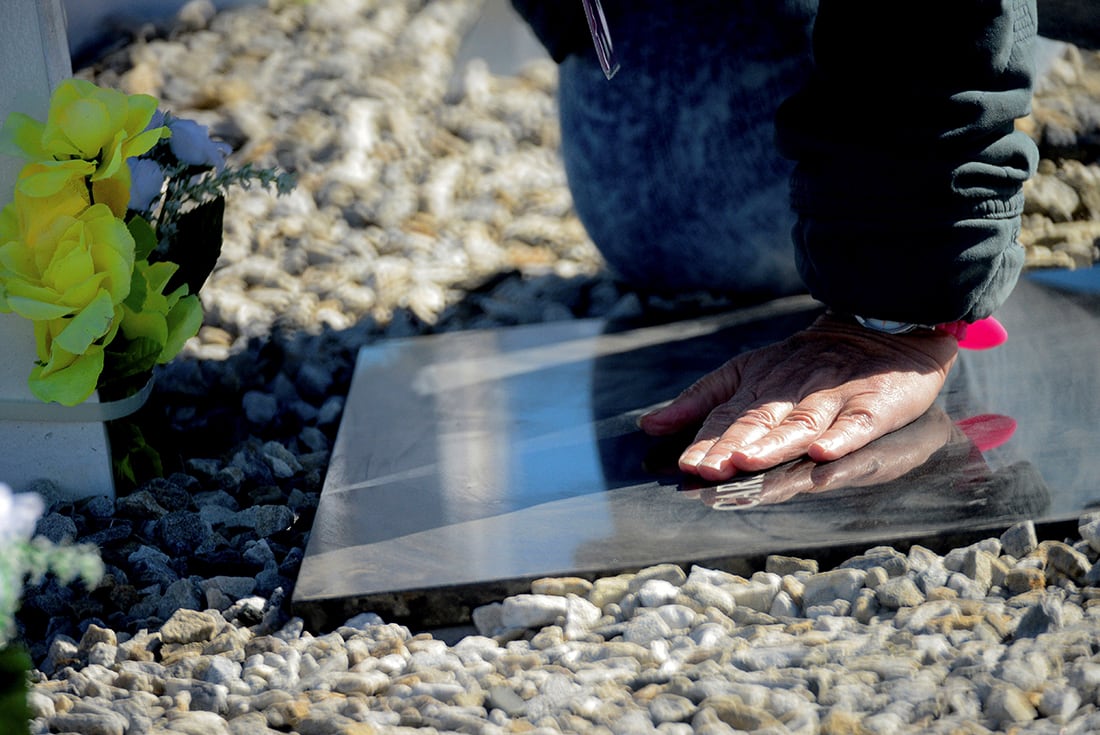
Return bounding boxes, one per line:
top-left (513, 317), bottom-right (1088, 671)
top-left (639, 359), bottom-right (742, 435)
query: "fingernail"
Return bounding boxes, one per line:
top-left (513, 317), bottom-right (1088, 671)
top-left (680, 451), bottom-right (704, 468)
top-left (699, 456), bottom-right (726, 472)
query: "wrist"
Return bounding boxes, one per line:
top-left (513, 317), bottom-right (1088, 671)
top-left (849, 313), bottom-right (1005, 350)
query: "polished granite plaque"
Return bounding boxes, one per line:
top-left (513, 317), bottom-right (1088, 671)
top-left (294, 272), bottom-right (1100, 627)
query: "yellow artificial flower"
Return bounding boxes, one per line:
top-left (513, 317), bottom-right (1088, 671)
top-left (1, 161), bottom-right (92, 250)
top-left (0, 80), bottom-right (168, 193)
top-left (0, 203), bottom-right (135, 404)
top-left (42, 80), bottom-right (166, 171)
top-left (0, 202), bottom-right (134, 316)
top-left (28, 319), bottom-right (107, 406)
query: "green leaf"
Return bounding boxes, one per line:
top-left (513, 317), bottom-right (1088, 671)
top-left (123, 259), bottom-right (148, 312)
top-left (158, 196), bottom-right (224, 295)
top-left (160, 293), bottom-right (203, 363)
top-left (111, 423), bottom-right (163, 490)
top-left (103, 336), bottom-right (162, 381)
top-left (127, 215), bottom-right (158, 261)
top-left (0, 645), bottom-right (31, 735)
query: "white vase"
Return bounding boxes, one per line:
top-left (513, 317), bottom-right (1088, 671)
top-left (0, 313), bottom-right (151, 503)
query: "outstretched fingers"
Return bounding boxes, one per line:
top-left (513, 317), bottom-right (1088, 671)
top-left (680, 395), bottom-right (844, 480)
top-left (638, 357), bottom-right (743, 436)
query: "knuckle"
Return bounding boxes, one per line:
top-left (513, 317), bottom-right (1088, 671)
top-left (783, 407), bottom-right (828, 433)
top-left (738, 405), bottom-right (783, 428)
top-left (836, 408), bottom-right (876, 435)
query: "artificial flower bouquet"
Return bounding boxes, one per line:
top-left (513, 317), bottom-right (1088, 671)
top-left (0, 79), bottom-right (292, 406)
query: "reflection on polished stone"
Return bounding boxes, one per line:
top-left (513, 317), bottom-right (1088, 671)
top-left (294, 273), bottom-right (1100, 627)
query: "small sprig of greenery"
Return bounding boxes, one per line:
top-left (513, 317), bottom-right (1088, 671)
top-left (0, 484), bottom-right (102, 735)
top-left (0, 538), bottom-right (103, 649)
top-left (136, 113), bottom-right (295, 256)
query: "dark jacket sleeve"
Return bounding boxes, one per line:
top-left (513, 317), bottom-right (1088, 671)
top-left (509, 0), bottom-right (591, 62)
top-left (775, 0), bottom-right (1039, 324)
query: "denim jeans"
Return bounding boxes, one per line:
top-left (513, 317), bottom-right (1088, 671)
top-left (552, 1), bottom-right (817, 298)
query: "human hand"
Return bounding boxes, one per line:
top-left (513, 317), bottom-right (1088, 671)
top-left (677, 405), bottom-right (956, 509)
top-left (638, 313), bottom-right (959, 480)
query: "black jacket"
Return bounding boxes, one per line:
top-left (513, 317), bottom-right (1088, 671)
top-left (511, 0), bottom-right (1039, 324)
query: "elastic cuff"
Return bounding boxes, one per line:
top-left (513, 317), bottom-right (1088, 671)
top-left (852, 314), bottom-right (1007, 350)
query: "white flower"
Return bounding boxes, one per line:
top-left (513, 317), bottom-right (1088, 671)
top-left (0, 483), bottom-right (43, 546)
top-left (127, 157), bottom-right (167, 214)
top-left (167, 117), bottom-right (231, 170)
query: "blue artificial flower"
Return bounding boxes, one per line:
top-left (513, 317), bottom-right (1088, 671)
top-left (167, 117), bottom-right (231, 170)
top-left (127, 157), bottom-right (167, 214)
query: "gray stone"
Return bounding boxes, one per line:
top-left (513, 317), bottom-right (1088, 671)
top-left (622, 612), bottom-right (673, 646)
top-left (116, 490), bottom-right (170, 519)
top-left (78, 624), bottom-right (117, 653)
top-left (202, 576), bottom-right (258, 601)
top-left (317, 395), bottom-right (344, 426)
top-left (1026, 173), bottom-right (1081, 222)
top-left (650, 694), bottom-right (697, 724)
top-left (986, 683), bottom-right (1038, 725)
top-left (652, 604), bottom-right (696, 630)
top-left (83, 495), bottom-right (116, 519)
top-left (839, 546), bottom-right (909, 576)
top-left (875, 577), bottom-right (926, 609)
top-left (86, 642), bottom-right (117, 667)
top-left (1015, 595), bottom-right (1065, 638)
top-left (214, 466), bottom-right (245, 493)
top-left (963, 548), bottom-right (995, 594)
top-left (48, 711), bottom-right (128, 735)
top-left (769, 590), bottom-right (800, 618)
top-left (26, 690), bottom-right (54, 719)
top-left (203, 656), bottom-right (243, 686)
top-left (628, 563), bottom-right (687, 592)
top-left (35, 512), bottom-right (77, 543)
top-left (500, 594), bottom-right (569, 629)
top-left (726, 580), bottom-right (778, 612)
top-left (764, 555), bottom-right (818, 576)
top-left (1045, 541), bottom-right (1091, 581)
top-left (297, 426), bottom-right (329, 453)
top-left (128, 545), bottom-right (179, 588)
top-left (1038, 684), bottom-right (1081, 720)
top-left (155, 511), bottom-right (213, 556)
top-left (487, 685), bottom-right (528, 716)
top-left (801, 569), bottom-right (867, 607)
top-left (637, 579), bottom-right (680, 608)
top-left (145, 477), bottom-right (192, 512)
top-left (241, 539), bottom-right (278, 569)
top-left (1068, 661), bottom-right (1100, 692)
top-left (473, 602), bottom-right (506, 638)
top-left (262, 440), bottom-right (303, 478)
top-left (1001, 520), bottom-right (1039, 558)
top-left (161, 609), bottom-right (222, 644)
top-left (242, 390), bottom-right (279, 424)
top-left (1079, 513), bottom-right (1100, 553)
top-left (158, 578), bottom-right (203, 620)
top-left (233, 505), bottom-right (295, 537)
top-left (162, 710), bottom-right (231, 735)
top-left (851, 588), bottom-right (879, 623)
top-left (862, 566), bottom-right (890, 591)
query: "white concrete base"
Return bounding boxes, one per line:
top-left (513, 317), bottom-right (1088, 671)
top-left (0, 313), bottom-right (116, 503)
top-left (0, 3), bottom-right (115, 503)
